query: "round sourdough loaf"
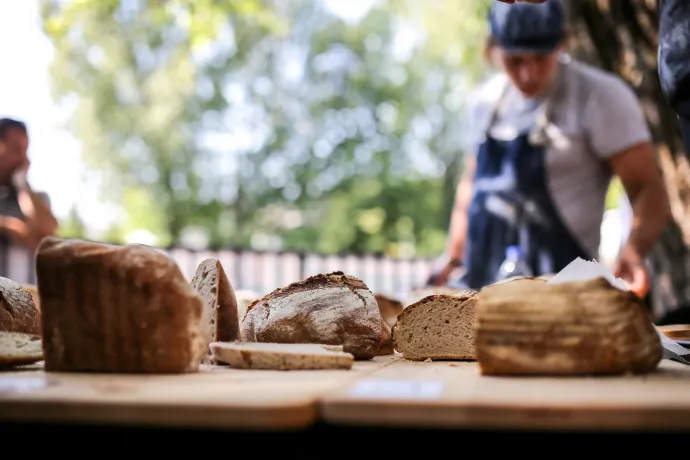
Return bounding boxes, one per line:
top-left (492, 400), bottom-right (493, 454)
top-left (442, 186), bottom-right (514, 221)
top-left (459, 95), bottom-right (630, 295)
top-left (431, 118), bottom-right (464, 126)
top-left (241, 271), bottom-right (382, 360)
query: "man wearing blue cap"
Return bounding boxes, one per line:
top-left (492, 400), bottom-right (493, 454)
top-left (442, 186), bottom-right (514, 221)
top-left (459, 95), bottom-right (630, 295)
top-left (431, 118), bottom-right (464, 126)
top-left (434, 0), bottom-right (669, 297)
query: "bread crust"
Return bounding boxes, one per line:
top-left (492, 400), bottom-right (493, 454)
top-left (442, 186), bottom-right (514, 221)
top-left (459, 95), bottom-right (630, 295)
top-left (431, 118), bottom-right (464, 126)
top-left (0, 277), bottom-right (40, 336)
top-left (475, 277), bottom-right (663, 375)
top-left (36, 236), bottom-right (209, 374)
top-left (191, 258), bottom-right (240, 364)
top-left (241, 271), bottom-right (381, 360)
top-left (377, 319), bottom-right (394, 355)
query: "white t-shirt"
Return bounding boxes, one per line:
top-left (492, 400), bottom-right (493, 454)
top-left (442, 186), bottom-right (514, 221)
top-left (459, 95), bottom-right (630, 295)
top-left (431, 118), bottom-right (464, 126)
top-left (462, 55), bottom-right (652, 258)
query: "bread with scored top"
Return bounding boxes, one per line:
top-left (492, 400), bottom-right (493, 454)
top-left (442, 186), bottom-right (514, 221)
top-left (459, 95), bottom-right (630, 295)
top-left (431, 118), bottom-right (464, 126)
top-left (241, 271), bottom-right (381, 360)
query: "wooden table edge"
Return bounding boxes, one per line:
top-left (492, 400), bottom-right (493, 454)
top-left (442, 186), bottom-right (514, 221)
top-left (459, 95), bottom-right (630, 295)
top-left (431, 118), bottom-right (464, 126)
top-left (319, 399), bottom-right (690, 432)
top-left (0, 398), bottom-right (318, 431)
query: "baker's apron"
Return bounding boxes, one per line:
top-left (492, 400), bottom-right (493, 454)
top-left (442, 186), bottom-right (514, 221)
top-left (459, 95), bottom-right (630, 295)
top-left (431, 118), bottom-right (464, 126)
top-left (461, 81), bottom-right (590, 289)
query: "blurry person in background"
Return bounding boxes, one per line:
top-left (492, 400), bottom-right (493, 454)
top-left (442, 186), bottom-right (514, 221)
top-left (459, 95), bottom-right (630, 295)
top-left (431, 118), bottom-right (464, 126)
top-left (0, 118), bottom-right (58, 252)
top-left (429, 0), bottom-right (669, 298)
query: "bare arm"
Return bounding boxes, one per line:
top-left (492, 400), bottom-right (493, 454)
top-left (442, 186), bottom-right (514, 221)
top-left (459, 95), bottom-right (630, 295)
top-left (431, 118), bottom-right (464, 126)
top-left (14, 177), bottom-right (59, 240)
top-left (608, 141), bottom-right (670, 258)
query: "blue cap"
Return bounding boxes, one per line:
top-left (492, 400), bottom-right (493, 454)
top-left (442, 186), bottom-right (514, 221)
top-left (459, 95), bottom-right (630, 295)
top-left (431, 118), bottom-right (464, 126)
top-left (489, 0), bottom-right (565, 54)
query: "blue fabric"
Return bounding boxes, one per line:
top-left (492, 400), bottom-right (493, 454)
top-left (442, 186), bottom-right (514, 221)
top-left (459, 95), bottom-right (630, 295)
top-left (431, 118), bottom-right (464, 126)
top-left (659, 0), bottom-right (690, 153)
top-left (461, 133), bottom-right (590, 289)
top-left (489, 0), bottom-right (565, 53)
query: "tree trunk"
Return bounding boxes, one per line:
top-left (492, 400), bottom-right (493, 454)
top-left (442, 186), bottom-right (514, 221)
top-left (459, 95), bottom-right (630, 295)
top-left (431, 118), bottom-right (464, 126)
top-left (565, 0), bottom-right (690, 320)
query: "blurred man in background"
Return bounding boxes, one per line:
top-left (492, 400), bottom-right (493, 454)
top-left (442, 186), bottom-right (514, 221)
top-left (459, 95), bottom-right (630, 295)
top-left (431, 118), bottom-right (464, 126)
top-left (430, 0), bottom-right (669, 298)
top-left (0, 118), bottom-right (58, 252)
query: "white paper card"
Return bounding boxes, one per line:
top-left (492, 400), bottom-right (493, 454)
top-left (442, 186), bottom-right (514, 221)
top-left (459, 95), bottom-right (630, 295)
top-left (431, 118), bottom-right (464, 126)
top-left (547, 257), bottom-right (689, 364)
top-left (348, 378), bottom-right (444, 400)
top-left (0, 376), bottom-right (48, 393)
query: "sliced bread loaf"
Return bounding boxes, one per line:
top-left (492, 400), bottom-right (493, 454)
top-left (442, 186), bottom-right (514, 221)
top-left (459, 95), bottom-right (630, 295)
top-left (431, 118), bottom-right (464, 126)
top-left (191, 258), bottom-right (241, 364)
top-left (392, 290), bottom-right (477, 361)
top-left (0, 331), bottom-right (43, 368)
top-left (209, 342), bottom-right (354, 370)
top-left (475, 277), bottom-right (662, 375)
top-left (35, 236), bottom-right (209, 374)
top-left (241, 271), bottom-right (381, 360)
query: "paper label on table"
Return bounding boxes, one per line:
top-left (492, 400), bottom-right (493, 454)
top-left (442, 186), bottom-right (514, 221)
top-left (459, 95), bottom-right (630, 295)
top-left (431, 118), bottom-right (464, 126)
top-left (348, 378), bottom-right (444, 400)
top-left (547, 257), bottom-right (690, 365)
top-left (0, 376), bottom-right (48, 394)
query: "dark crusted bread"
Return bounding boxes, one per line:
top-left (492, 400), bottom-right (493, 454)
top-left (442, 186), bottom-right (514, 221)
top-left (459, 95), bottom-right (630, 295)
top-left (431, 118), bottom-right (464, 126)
top-left (241, 271), bottom-right (381, 360)
top-left (392, 290), bottom-right (477, 361)
top-left (35, 236), bottom-right (209, 374)
top-left (0, 278), bottom-right (40, 336)
top-left (475, 277), bottom-right (663, 376)
top-left (191, 258), bottom-right (241, 364)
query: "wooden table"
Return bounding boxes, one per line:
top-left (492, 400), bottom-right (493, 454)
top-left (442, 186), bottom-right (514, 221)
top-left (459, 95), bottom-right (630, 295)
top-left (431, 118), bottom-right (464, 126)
top-left (0, 355), bottom-right (400, 431)
top-left (320, 358), bottom-right (690, 432)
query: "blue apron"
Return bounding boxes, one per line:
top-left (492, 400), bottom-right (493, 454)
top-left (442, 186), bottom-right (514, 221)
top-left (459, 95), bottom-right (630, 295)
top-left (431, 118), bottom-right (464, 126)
top-left (461, 82), bottom-right (591, 289)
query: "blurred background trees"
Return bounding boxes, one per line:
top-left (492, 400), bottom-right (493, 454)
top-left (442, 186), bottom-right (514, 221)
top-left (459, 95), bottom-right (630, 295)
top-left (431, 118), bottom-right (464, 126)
top-left (38, 0), bottom-right (690, 314)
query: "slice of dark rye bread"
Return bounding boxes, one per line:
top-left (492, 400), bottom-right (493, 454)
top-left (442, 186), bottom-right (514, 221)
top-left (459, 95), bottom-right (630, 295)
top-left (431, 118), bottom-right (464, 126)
top-left (35, 236), bottom-right (209, 374)
top-left (191, 258), bottom-right (241, 364)
top-left (392, 289), bottom-right (478, 361)
top-left (241, 271), bottom-right (382, 360)
top-left (0, 331), bottom-right (43, 368)
top-left (209, 342), bottom-right (354, 370)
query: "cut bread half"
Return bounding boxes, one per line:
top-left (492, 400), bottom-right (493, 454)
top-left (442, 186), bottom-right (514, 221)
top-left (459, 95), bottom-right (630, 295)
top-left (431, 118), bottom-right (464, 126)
top-left (392, 290), bottom-right (477, 361)
top-left (209, 341), bottom-right (354, 370)
top-left (0, 331), bottom-right (43, 368)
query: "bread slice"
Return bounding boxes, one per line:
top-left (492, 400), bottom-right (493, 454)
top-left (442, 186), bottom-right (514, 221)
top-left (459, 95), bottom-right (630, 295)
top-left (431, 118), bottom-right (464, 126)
top-left (0, 331), bottom-right (43, 368)
top-left (0, 277), bottom-right (40, 335)
top-left (475, 277), bottom-right (662, 375)
top-left (241, 271), bottom-right (381, 360)
top-left (35, 236), bottom-right (209, 374)
top-left (392, 290), bottom-right (478, 361)
top-left (209, 342), bottom-right (354, 370)
top-left (374, 293), bottom-right (404, 329)
top-left (191, 258), bottom-right (241, 364)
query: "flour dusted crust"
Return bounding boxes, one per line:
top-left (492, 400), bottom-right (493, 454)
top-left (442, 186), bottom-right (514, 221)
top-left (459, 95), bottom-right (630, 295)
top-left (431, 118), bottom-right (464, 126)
top-left (475, 277), bottom-right (663, 376)
top-left (0, 278), bottom-right (40, 336)
top-left (36, 236), bottom-right (209, 374)
top-left (241, 271), bottom-right (381, 360)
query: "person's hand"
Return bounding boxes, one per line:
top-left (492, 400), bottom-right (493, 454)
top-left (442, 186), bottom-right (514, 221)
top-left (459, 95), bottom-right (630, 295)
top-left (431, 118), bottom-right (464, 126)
top-left (613, 246), bottom-right (650, 299)
top-left (427, 262), bottom-right (455, 286)
top-left (12, 157), bottom-right (30, 190)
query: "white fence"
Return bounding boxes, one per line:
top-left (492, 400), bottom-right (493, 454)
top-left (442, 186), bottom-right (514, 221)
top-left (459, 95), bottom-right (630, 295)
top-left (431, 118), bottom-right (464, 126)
top-left (0, 241), bottom-right (437, 300)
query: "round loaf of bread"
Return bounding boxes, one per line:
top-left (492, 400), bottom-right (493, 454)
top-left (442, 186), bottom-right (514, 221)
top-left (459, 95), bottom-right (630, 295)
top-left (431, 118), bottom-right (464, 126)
top-left (241, 271), bottom-right (382, 360)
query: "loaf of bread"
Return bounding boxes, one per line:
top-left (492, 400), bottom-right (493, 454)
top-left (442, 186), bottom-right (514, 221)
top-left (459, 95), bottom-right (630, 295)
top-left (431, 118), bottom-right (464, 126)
top-left (210, 342), bottom-right (354, 370)
top-left (374, 293), bottom-right (404, 329)
top-left (475, 277), bottom-right (663, 375)
top-left (241, 271), bottom-right (381, 360)
top-left (378, 319), bottom-right (394, 355)
top-left (392, 290), bottom-right (477, 361)
top-left (35, 236), bottom-right (209, 374)
top-left (0, 331), bottom-right (43, 368)
top-left (191, 258), bottom-right (241, 364)
top-left (0, 277), bottom-right (40, 335)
